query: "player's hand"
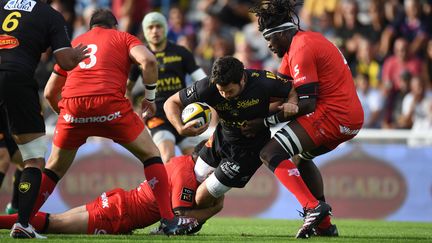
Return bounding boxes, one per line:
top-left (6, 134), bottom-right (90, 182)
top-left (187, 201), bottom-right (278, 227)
top-left (141, 99), bottom-right (156, 119)
top-left (279, 102), bottom-right (299, 118)
top-left (73, 43), bottom-right (89, 62)
top-left (180, 120), bottom-right (209, 136)
top-left (241, 118), bottom-right (266, 138)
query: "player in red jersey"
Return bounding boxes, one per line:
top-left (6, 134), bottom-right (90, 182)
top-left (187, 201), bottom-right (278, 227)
top-left (36, 9), bottom-right (197, 236)
top-left (247, 0), bottom-right (364, 238)
top-left (0, 142), bottom-right (222, 235)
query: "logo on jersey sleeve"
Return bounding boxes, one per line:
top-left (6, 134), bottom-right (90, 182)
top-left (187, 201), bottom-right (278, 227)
top-left (185, 85), bottom-right (196, 98)
top-left (181, 187), bottom-right (194, 202)
top-left (5, 0), bottom-right (36, 12)
top-left (0, 34), bottom-right (19, 49)
top-left (293, 64), bottom-right (307, 83)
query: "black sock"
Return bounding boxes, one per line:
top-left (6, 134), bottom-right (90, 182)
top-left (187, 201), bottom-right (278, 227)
top-left (17, 167), bottom-right (41, 227)
top-left (11, 169), bottom-right (22, 209)
top-left (0, 172), bottom-right (5, 188)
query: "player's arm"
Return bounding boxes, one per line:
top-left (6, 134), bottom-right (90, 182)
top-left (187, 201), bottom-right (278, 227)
top-left (129, 45), bottom-right (158, 119)
top-left (44, 66), bottom-right (67, 114)
top-left (182, 47), bottom-right (207, 82)
top-left (125, 65), bottom-right (141, 102)
top-left (164, 92), bottom-right (208, 136)
top-left (174, 195), bottom-right (224, 223)
top-left (53, 44), bottom-right (88, 71)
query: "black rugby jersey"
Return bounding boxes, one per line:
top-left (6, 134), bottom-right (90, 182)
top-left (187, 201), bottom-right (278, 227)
top-left (179, 69), bottom-right (292, 148)
top-left (0, 0), bottom-right (71, 77)
top-left (129, 41), bottom-right (201, 118)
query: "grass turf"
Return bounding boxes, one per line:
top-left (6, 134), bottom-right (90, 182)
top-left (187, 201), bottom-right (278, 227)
top-left (1, 218), bottom-right (431, 242)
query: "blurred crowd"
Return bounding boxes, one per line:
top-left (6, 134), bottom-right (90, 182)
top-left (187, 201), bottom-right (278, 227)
top-left (38, 0), bottom-right (432, 132)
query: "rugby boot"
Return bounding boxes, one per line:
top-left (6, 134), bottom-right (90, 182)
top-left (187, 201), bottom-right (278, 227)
top-left (160, 216), bottom-right (198, 235)
top-left (313, 224), bottom-right (339, 237)
top-left (10, 222), bottom-right (47, 239)
top-left (295, 201), bottom-right (332, 239)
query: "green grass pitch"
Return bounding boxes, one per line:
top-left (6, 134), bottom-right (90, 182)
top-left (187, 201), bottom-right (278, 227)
top-left (1, 218), bottom-right (431, 242)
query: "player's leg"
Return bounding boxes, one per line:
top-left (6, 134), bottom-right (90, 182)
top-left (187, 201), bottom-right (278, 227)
top-left (178, 135), bottom-right (200, 157)
top-left (7, 151), bottom-right (24, 214)
top-left (30, 145), bottom-right (79, 217)
top-left (120, 128), bottom-right (197, 234)
top-left (47, 206), bottom-right (89, 234)
top-left (152, 130), bottom-right (176, 162)
top-left (259, 120), bottom-right (331, 238)
top-left (0, 147), bottom-right (10, 187)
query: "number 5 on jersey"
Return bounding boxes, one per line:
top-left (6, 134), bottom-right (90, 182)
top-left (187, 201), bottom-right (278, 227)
top-left (79, 44), bottom-right (97, 69)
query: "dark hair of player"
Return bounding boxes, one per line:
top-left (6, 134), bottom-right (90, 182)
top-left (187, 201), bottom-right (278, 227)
top-left (249, 0), bottom-right (303, 32)
top-left (210, 56), bottom-right (244, 86)
top-left (89, 9), bottom-right (118, 29)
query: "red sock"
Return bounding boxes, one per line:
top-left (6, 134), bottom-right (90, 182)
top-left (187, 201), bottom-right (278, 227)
top-left (318, 215), bottom-right (332, 229)
top-left (30, 170), bottom-right (58, 219)
top-left (0, 214), bottom-right (17, 229)
top-left (144, 163), bottom-right (174, 220)
top-left (273, 160), bottom-right (318, 208)
top-left (30, 212), bottom-right (49, 232)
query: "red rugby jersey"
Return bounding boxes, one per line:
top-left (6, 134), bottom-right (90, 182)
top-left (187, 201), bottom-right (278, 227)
top-left (278, 31), bottom-right (363, 126)
top-left (55, 27), bottom-right (143, 98)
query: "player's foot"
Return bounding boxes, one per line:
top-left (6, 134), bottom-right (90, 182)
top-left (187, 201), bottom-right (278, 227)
top-left (10, 223), bottom-right (47, 239)
top-left (313, 224), bottom-right (339, 237)
top-left (5, 203), bottom-right (18, 215)
top-left (295, 201), bottom-right (332, 239)
top-left (159, 216), bottom-right (198, 235)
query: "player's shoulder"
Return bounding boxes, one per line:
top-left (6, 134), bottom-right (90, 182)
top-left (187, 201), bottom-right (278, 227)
top-left (167, 41), bottom-right (191, 55)
top-left (245, 69), bottom-right (278, 82)
top-left (166, 155), bottom-right (195, 173)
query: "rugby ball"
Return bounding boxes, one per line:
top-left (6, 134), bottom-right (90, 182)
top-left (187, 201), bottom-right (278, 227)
top-left (181, 102), bottom-right (212, 127)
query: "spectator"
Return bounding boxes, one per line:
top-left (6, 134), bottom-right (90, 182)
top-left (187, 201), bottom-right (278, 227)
top-left (355, 38), bottom-right (381, 88)
top-left (111, 0), bottom-right (151, 34)
top-left (300, 0), bottom-right (340, 30)
top-left (382, 37), bottom-right (423, 128)
top-left (356, 73), bottom-right (384, 128)
top-left (399, 76), bottom-right (432, 128)
top-left (167, 5), bottom-right (197, 49)
top-left (380, 0), bottom-right (430, 57)
top-left (422, 38), bottom-right (432, 89)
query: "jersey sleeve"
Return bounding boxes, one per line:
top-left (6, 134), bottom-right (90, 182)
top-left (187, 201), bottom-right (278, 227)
top-left (48, 10), bottom-right (72, 52)
top-left (169, 158), bottom-right (198, 210)
top-left (283, 46), bottom-right (319, 88)
top-left (179, 78), bottom-right (212, 106)
top-left (124, 32), bottom-right (144, 51)
top-left (263, 71), bottom-right (292, 98)
top-left (53, 64), bottom-right (68, 77)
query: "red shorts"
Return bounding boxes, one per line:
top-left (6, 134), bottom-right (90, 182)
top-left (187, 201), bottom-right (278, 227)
top-left (85, 188), bottom-right (134, 234)
top-left (54, 95), bottom-right (144, 149)
top-left (296, 105), bottom-right (363, 150)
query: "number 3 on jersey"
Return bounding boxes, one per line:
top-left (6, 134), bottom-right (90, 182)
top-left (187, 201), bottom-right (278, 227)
top-left (79, 44), bottom-right (97, 69)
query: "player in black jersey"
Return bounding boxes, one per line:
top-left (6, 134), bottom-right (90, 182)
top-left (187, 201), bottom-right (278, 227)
top-left (0, 0), bottom-right (88, 238)
top-left (127, 12), bottom-right (207, 162)
top-left (165, 57), bottom-right (319, 215)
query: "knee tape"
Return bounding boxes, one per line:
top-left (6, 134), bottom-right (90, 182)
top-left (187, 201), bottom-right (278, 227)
top-left (17, 136), bottom-right (47, 161)
top-left (206, 173), bottom-right (231, 198)
top-left (194, 156), bottom-right (216, 183)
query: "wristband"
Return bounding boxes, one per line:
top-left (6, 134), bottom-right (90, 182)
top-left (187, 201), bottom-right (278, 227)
top-left (144, 83), bottom-right (157, 102)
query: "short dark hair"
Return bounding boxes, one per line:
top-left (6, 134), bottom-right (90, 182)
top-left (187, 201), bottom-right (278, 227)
top-left (210, 56), bottom-right (244, 86)
top-left (89, 9), bottom-right (118, 29)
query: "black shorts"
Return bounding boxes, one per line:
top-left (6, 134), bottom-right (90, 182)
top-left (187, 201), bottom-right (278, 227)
top-left (0, 71), bottom-right (45, 134)
top-left (199, 127), bottom-right (264, 188)
top-left (146, 116), bottom-right (186, 144)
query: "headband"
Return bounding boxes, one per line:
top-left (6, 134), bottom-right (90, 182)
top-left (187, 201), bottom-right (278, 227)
top-left (262, 22), bottom-right (297, 38)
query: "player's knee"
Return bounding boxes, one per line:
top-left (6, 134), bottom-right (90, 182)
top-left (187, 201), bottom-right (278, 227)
top-left (17, 136), bottom-right (47, 162)
top-left (194, 157), bottom-right (216, 183)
